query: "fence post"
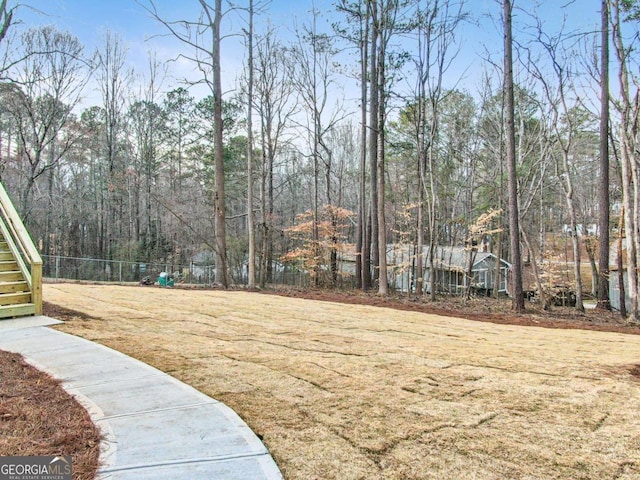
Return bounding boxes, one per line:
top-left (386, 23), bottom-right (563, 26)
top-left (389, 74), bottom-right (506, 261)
top-left (119, 261), bottom-right (123, 284)
top-left (55, 255), bottom-right (60, 280)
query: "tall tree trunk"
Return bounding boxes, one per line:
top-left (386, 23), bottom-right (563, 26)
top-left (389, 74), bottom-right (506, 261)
top-left (415, 24), bottom-right (427, 297)
top-left (369, 0), bottom-right (379, 287)
top-left (44, 142), bottom-right (56, 259)
top-left (494, 87), bottom-right (506, 300)
top-left (312, 33), bottom-right (320, 289)
top-left (377, 29), bottom-right (388, 296)
top-left (567, 212), bottom-right (585, 313)
top-left (493, 228), bottom-right (502, 298)
top-left (259, 148), bottom-right (269, 287)
top-left (267, 150), bottom-right (274, 283)
top-left (208, 0), bottom-right (228, 287)
top-left (597, 0), bottom-right (611, 310)
top-left (258, 127), bottom-right (273, 287)
top-left (416, 179), bottom-right (424, 295)
top-left (585, 238), bottom-right (599, 296)
top-left (428, 139), bottom-right (438, 302)
top-left (618, 206), bottom-right (627, 317)
top-left (246, 0), bottom-right (256, 289)
top-left (520, 226), bottom-right (550, 309)
top-left (611, 0), bottom-right (639, 320)
top-left (621, 131), bottom-right (638, 317)
top-left (503, 0), bottom-right (525, 312)
top-left (357, 6), bottom-right (369, 290)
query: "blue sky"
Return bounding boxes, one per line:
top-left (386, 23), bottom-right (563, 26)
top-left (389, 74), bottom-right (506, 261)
top-left (19, 0), bottom-right (318, 53)
top-left (17, 0), bottom-right (605, 62)
top-left (15, 0), bottom-right (322, 99)
top-left (11, 0), bottom-right (606, 108)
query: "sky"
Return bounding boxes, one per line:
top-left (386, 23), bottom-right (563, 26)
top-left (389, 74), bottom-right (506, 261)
top-left (13, 0), bottom-right (325, 103)
top-left (9, 0), bottom-right (607, 110)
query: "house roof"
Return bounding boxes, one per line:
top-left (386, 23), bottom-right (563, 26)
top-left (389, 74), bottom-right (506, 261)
top-left (425, 246), bottom-right (510, 272)
top-left (191, 251), bottom-right (216, 265)
top-left (341, 244), bottom-right (511, 271)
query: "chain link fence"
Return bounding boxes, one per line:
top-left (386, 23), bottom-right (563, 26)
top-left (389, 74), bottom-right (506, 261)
top-left (43, 255), bottom-right (215, 286)
top-left (41, 255), bottom-right (346, 289)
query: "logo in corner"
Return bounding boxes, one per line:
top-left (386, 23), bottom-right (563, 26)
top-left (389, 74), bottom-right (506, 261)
top-left (0, 455), bottom-right (72, 480)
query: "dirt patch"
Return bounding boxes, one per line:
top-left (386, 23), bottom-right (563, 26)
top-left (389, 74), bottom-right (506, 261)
top-left (0, 350), bottom-right (101, 480)
top-left (44, 302), bottom-right (97, 322)
top-left (43, 283), bottom-right (640, 480)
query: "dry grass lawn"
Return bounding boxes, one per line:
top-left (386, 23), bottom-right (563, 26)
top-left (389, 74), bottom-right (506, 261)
top-left (44, 283), bottom-right (640, 480)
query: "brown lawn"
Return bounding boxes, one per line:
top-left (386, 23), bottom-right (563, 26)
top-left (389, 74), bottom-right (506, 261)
top-left (44, 282), bottom-right (640, 480)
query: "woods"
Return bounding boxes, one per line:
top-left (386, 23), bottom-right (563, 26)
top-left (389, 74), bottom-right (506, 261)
top-left (1, 0), bottom-right (639, 318)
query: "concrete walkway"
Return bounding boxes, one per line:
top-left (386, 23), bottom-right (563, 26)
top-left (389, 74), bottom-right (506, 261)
top-left (0, 317), bottom-right (283, 480)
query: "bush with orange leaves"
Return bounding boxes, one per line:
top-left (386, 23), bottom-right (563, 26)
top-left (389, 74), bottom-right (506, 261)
top-left (281, 205), bottom-right (354, 285)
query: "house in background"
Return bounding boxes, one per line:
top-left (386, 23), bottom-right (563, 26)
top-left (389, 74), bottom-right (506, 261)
top-left (190, 251), bottom-right (216, 283)
top-left (338, 245), bottom-right (511, 296)
top-left (609, 239), bottom-right (630, 313)
top-left (388, 245), bottom-right (511, 295)
top-left (609, 267), bottom-right (629, 312)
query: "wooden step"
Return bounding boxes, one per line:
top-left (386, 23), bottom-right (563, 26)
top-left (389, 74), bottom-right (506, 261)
top-left (0, 271), bottom-right (24, 282)
top-left (0, 291), bottom-right (32, 308)
top-left (0, 292), bottom-right (32, 306)
top-left (0, 251), bottom-right (13, 261)
top-left (0, 303), bottom-right (36, 319)
top-left (0, 281), bottom-right (29, 294)
top-left (0, 260), bottom-right (18, 272)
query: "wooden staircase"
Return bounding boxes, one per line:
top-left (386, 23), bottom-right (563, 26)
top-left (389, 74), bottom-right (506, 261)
top-left (0, 182), bottom-right (42, 319)
top-left (0, 232), bottom-right (36, 317)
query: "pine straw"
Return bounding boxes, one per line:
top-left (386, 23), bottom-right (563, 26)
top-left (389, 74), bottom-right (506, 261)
top-left (45, 283), bottom-right (640, 480)
top-left (0, 350), bottom-right (101, 480)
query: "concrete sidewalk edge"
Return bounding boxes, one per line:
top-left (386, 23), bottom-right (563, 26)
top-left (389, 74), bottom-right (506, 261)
top-left (0, 317), bottom-right (283, 480)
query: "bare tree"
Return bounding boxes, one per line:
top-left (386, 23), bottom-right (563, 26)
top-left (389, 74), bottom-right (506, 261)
top-left (370, 0), bottom-right (405, 295)
top-left (503, 0), bottom-right (525, 312)
top-left (0, 0), bottom-right (13, 46)
top-left (245, 0), bottom-right (256, 288)
top-left (289, 10), bottom-right (345, 286)
top-left (597, 0), bottom-right (611, 310)
top-left (408, 0), bottom-right (467, 298)
top-left (528, 18), bottom-right (587, 313)
top-left (127, 52), bottom-right (167, 261)
top-left (253, 27), bottom-right (297, 286)
top-left (334, 0), bottom-right (371, 290)
top-left (0, 0), bottom-right (15, 82)
top-left (2, 26), bottom-right (90, 220)
top-left (144, 0), bottom-right (229, 287)
top-left (95, 30), bottom-right (132, 261)
top-left (610, 0), bottom-right (640, 320)
top-left (368, 0), bottom-right (380, 290)
top-left (375, 0), bottom-right (390, 295)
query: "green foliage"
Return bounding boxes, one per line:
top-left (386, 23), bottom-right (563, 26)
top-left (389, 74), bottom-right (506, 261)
top-left (195, 95), bottom-right (242, 139)
top-left (136, 219), bottom-right (173, 263)
top-left (621, 0), bottom-right (640, 20)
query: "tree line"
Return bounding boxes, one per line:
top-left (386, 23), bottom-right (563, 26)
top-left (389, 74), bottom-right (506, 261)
top-left (1, 0), bottom-right (639, 319)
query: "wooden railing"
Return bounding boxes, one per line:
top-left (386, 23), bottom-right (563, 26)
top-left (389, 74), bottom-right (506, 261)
top-left (0, 181), bottom-right (42, 315)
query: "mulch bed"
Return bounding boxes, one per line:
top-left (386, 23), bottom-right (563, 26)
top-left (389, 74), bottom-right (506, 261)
top-left (0, 349), bottom-right (101, 480)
